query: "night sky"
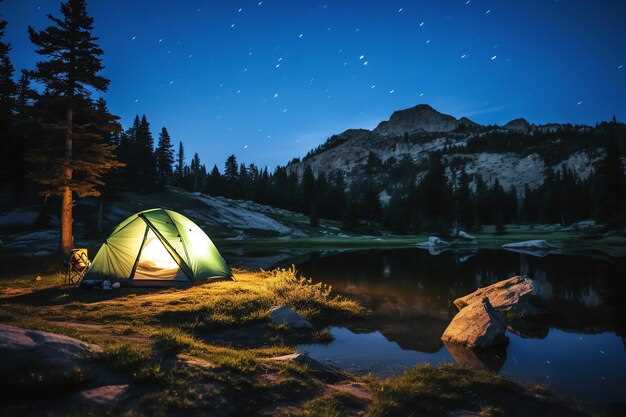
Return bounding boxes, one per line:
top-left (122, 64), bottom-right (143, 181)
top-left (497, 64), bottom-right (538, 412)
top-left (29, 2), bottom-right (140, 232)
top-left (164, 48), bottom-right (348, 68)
top-left (3, 0), bottom-right (626, 169)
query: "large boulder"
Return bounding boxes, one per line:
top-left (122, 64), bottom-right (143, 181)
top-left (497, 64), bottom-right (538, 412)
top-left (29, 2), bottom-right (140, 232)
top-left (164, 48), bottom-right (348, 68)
top-left (453, 276), bottom-right (541, 318)
top-left (0, 324), bottom-right (102, 394)
top-left (441, 298), bottom-right (507, 349)
top-left (268, 306), bottom-right (312, 329)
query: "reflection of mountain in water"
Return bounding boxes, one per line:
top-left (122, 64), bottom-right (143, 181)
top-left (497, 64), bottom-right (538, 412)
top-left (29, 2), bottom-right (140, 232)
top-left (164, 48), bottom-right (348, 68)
top-left (295, 249), bottom-right (626, 351)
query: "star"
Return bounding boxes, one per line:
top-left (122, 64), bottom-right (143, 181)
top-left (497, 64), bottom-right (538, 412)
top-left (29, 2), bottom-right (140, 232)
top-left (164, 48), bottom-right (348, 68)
top-left (298, 33), bottom-right (304, 39)
top-left (169, 80), bottom-right (174, 85)
top-left (370, 84), bottom-right (376, 89)
top-left (275, 64), bottom-right (281, 69)
top-left (491, 55), bottom-right (497, 61)
top-left (131, 35), bottom-right (136, 40)
top-left (282, 108), bottom-right (288, 113)
top-left (576, 100), bottom-right (583, 105)
top-left (460, 54), bottom-right (468, 59)
top-left (158, 38), bottom-right (163, 43)
top-left (257, 1), bottom-right (263, 5)
top-left (230, 23), bottom-right (236, 29)
top-left (273, 93), bottom-right (279, 98)
top-left (389, 89), bottom-right (395, 94)
top-left (419, 21), bottom-right (425, 27)
top-left (237, 8), bottom-right (243, 13)
top-left (134, 98), bottom-right (140, 103)
top-left (485, 9), bottom-right (491, 15)
top-left (465, 0), bottom-right (471, 4)
top-left (425, 39), bottom-right (431, 44)
top-left (359, 55), bottom-right (365, 60)
top-left (243, 144), bottom-right (248, 149)
top-left (618, 65), bottom-right (624, 70)
top-left (363, 61), bottom-right (369, 66)
top-left (419, 92), bottom-right (425, 97)
top-left (398, 8), bottom-right (404, 13)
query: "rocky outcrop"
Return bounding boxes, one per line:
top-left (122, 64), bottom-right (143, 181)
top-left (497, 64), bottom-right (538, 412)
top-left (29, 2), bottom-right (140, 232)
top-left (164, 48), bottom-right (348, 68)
top-left (504, 118), bottom-right (531, 133)
top-left (453, 276), bottom-right (541, 318)
top-left (442, 276), bottom-right (544, 348)
top-left (441, 298), bottom-right (507, 348)
top-left (374, 104), bottom-right (467, 135)
top-left (0, 324), bottom-right (103, 397)
top-left (268, 306), bottom-right (313, 329)
top-left (502, 240), bottom-right (559, 257)
top-left (0, 324), bottom-right (102, 372)
top-left (285, 103), bottom-right (602, 203)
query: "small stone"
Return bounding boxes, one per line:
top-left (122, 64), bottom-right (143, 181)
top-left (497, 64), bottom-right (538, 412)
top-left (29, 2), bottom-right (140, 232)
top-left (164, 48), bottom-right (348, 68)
top-left (268, 305), bottom-right (312, 329)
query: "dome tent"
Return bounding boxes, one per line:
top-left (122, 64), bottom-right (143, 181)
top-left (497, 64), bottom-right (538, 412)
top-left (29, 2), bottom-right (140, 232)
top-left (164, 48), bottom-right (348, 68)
top-left (82, 209), bottom-right (231, 287)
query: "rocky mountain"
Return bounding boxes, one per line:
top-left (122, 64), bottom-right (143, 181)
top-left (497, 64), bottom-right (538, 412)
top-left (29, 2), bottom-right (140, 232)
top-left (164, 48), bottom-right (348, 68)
top-left (288, 104), bottom-right (613, 200)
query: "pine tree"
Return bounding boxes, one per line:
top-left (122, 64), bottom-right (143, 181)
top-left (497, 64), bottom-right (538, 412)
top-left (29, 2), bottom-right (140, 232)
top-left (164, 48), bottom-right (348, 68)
top-left (0, 16), bottom-right (17, 192)
top-left (176, 141), bottom-right (184, 179)
top-left (596, 123), bottom-right (625, 224)
top-left (27, 0), bottom-right (121, 253)
top-left (224, 154), bottom-right (238, 197)
top-left (134, 115), bottom-right (157, 189)
top-left (302, 165), bottom-right (316, 215)
top-left (156, 127), bottom-right (174, 184)
top-left (206, 164), bottom-right (222, 196)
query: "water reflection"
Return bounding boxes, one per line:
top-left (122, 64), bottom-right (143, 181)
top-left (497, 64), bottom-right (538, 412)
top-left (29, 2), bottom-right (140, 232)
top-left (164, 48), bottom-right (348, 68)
top-left (291, 249), bottom-right (626, 404)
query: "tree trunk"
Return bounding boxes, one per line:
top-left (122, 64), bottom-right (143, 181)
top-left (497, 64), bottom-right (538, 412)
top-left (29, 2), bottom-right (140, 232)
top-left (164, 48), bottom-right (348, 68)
top-left (60, 108), bottom-right (73, 255)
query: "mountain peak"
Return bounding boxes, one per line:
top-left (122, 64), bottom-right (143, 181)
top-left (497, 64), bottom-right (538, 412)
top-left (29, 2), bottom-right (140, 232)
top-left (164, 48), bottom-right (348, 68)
top-left (373, 104), bottom-right (466, 135)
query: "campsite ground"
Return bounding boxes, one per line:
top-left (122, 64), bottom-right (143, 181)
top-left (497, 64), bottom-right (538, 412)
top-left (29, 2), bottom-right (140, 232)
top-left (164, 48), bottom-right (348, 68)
top-left (1, 189), bottom-right (624, 415)
top-left (0, 255), bottom-right (595, 417)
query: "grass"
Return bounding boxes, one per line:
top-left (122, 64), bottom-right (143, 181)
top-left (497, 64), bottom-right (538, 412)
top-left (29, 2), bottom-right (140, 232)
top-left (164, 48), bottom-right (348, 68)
top-left (0, 255), bottom-right (596, 417)
top-left (366, 364), bottom-right (585, 417)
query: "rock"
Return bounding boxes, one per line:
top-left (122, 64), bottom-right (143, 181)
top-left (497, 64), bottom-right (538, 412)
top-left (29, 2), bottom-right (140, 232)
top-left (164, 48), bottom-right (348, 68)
top-left (502, 240), bottom-right (556, 250)
top-left (76, 384), bottom-right (129, 406)
top-left (374, 104), bottom-right (464, 135)
top-left (268, 305), bottom-right (312, 329)
top-left (267, 352), bottom-right (344, 382)
top-left (457, 230), bottom-right (476, 240)
top-left (0, 324), bottom-right (102, 391)
top-left (502, 240), bottom-right (558, 257)
top-left (504, 118), bottom-right (531, 134)
top-left (441, 298), bottom-right (508, 348)
top-left (417, 236), bottom-right (450, 248)
top-left (453, 276), bottom-right (541, 318)
top-left (565, 220), bottom-right (596, 231)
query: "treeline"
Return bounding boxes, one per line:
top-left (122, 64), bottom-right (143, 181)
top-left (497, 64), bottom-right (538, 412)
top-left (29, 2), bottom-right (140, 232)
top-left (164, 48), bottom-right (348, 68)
top-left (173, 124), bottom-right (625, 235)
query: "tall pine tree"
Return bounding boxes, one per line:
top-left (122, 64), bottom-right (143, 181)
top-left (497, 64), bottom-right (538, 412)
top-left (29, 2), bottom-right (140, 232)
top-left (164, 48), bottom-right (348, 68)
top-left (28, 0), bottom-right (121, 253)
top-left (0, 16), bottom-right (18, 196)
top-left (156, 127), bottom-right (174, 184)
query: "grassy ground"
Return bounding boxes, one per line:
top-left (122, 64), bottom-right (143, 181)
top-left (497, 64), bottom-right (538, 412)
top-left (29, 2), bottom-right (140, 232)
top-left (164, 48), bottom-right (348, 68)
top-left (0, 256), bottom-right (598, 417)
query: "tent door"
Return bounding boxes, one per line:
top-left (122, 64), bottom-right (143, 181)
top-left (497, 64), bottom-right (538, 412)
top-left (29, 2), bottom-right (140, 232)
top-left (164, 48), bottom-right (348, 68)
top-left (133, 228), bottom-right (188, 281)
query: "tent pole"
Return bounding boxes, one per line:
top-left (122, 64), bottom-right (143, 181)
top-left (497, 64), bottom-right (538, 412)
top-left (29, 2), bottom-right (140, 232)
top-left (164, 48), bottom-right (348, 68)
top-left (129, 223), bottom-right (150, 280)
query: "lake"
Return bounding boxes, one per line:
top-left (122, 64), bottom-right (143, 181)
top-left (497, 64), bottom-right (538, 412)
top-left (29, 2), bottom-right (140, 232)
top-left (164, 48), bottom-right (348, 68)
top-left (239, 248), bottom-right (626, 405)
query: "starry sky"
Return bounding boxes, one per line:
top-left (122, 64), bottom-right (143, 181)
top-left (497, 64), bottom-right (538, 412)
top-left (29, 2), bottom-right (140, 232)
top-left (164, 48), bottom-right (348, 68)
top-left (3, 0), bottom-right (626, 169)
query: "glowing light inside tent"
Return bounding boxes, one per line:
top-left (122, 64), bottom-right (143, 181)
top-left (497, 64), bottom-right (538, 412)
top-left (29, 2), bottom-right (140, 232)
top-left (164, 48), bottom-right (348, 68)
top-left (140, 233), bottom-right (179, 270)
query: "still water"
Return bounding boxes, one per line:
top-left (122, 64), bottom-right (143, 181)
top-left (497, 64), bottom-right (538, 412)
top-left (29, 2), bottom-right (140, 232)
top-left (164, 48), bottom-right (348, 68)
top-left (277, 249), bottom-right (626, 405)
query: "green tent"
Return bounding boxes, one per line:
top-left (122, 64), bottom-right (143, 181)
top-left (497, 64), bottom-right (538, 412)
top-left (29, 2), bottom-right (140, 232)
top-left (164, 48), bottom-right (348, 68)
top-left (82, 208), bottom-right (231, 287)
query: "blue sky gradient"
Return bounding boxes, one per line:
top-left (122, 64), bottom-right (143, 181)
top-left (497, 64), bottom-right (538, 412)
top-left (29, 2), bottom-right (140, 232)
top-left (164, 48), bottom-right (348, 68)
top-left (3, 0), bottom-right (626, 169)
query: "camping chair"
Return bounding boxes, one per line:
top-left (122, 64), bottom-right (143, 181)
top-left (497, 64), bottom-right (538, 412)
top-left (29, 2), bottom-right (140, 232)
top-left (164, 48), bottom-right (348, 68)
top-left (65, 248), bottom-right (90, 286)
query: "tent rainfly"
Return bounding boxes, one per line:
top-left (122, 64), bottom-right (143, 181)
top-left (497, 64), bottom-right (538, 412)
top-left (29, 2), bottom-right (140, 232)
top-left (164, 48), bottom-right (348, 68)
top-left (82, 208), bottom-right (231, 287)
